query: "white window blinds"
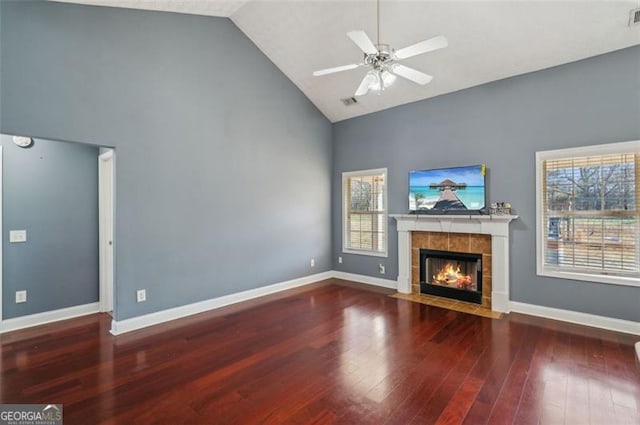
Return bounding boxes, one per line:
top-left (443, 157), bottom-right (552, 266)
top-left (540, 149), bottom-right (639, 280)
top-left (343, 169), bottom-right (387, 256)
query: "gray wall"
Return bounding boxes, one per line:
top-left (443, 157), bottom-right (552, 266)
top-left (333, 45), bottom-right (640, 322)
top-left (1, 136), bottom-right (99, 319)
top-left (1, 1), bottom-right (332, 320)
top-left (1, 0), bottom-right (636, 324)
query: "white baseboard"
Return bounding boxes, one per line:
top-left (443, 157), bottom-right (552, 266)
top-left (0, 302), bottom-right (100, 333)
top-left (110, 271), bottom-right (334, 335)
top-left (510, 301), bottom-right (640, 336)
top-left (5, 273), bottom-right (633, 338)
top-left (331, 271), bottom-right (397, 289)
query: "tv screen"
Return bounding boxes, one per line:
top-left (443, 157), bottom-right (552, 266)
top-left (409, 164), bottom-right (486, 212)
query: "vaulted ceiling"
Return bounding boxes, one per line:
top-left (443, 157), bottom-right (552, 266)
top-left (53, 1), bottom-right (640, 122)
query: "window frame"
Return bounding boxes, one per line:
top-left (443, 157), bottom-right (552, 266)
top-left (535, 140), bottom-right (640, 287)
top-left (342, 168), bottom-right (388, 258)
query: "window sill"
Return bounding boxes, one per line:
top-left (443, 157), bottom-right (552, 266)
top-left (538, 268), bottom-right (640, 288)
top-left (343, 248), bottom-right (388, 258)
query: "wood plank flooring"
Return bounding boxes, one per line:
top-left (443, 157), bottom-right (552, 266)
top-left (1, 279), bottom-right (639, 424)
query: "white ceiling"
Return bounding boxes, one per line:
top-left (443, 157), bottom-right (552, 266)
top-left (54, 1), bottom-right (640, 122)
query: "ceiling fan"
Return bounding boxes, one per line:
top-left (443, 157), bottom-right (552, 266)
top-left (312, 0), bottom-right (447, 97)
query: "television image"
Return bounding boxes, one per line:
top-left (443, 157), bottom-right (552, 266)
top-left (409, 164), bottom-right (486, 213)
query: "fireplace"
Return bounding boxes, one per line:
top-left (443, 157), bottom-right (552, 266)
top-left (420, 249), bottom-right (483, 304)
top-left (392, 214), bottom-right (517, 313)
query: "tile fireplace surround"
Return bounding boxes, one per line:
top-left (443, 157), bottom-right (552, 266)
top-left (391, 214), bottom-right (518, 313)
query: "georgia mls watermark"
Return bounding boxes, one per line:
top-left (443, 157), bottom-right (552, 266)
top-left (0, 404), bottom-right (62, 425)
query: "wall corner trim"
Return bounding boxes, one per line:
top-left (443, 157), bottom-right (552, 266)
top-left (0, 302), bottom-right (100, 333)
top-left (110, 271), bottom-right (334, 335)
top-left (510, 301), bottom-right (640, 336)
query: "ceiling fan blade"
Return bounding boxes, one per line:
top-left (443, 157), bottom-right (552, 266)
top-left (313, 63), bottom-right (360, 77)
top-left (395, 35), bottom-right (448, 60)
top-left (354, 72), bottom-right (377, 96)
top-left (391, 64), bottom-right (433, 85)
top-left (347, 30), bottom-right (378, 55)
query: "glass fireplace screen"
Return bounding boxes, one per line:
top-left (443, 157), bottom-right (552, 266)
top-left (419, 249), bottom-right (483, 304)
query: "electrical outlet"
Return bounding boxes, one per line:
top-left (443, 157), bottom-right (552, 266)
top-left (379, 264), bottom-right (385, 275)
top-left (310, 258), bottom-right (315, 268)
top-left (338, 256), bottom-right (343, 264)
top-left (16, 290), bottom-right (27, 303)
top-left (136, 289), bottom-right (146, 303)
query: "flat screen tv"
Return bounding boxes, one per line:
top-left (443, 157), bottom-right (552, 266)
top-left (409, 164), bottom-right (486, 213)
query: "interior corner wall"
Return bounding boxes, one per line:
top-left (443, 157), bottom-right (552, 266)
top-left (332, 45), bottom-right (640, 322)
top-left (0, 136), bottom-right (99, 319)
top-left (0, 1), bottom-right (332, 321)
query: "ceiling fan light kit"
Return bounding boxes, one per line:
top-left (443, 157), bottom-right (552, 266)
top-left (313, 1), bottom-right (447, 98)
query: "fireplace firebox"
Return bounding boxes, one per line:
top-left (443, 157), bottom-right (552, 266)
top-left (419, 249), bottom-right (483, 304)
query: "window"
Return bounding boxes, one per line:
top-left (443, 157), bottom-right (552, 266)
top-left (343, 168), bottom-right (387, 257)
top-left (536, 141), bottom-right (640, 287)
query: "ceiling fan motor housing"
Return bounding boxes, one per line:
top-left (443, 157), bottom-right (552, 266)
top-left (365, 44), bottom-right (395, 70)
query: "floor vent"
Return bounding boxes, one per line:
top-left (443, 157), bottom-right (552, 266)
top-left (630, 8), bottom-right (640, 26)
top-left (341, 97), bottom-right (358, 106)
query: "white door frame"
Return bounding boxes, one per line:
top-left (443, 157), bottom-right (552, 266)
top-left (98, 149), bottom-right (115, 313)
top-left (0, 146), bottom-right (3, 327)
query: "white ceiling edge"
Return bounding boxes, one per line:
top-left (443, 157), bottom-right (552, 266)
top-left (50, 0), bottom-right (247, 18)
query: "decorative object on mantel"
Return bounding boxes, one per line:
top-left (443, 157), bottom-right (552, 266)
top-left (490, 202), bottom-right (511, 215)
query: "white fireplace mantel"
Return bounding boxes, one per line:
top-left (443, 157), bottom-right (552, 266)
top-left (390, 214), bottom-right (518, 313)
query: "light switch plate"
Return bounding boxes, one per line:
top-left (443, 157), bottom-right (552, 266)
top-left (10, 230), bottom-right (27, 243)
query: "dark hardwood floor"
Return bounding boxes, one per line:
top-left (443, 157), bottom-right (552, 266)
top-left (1, 279), bottom-right (639, 424)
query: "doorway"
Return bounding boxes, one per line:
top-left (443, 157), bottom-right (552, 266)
top-left (0, 136), bottom-right (114, 333)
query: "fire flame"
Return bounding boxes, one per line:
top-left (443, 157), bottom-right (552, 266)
top-left (433, 263), bottom-right (473, 289)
